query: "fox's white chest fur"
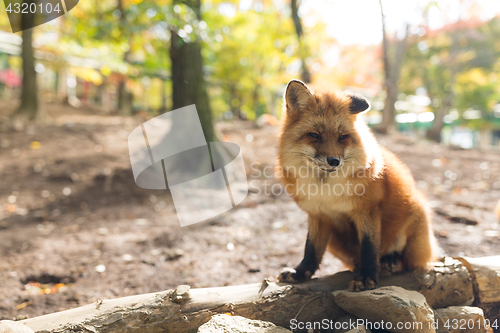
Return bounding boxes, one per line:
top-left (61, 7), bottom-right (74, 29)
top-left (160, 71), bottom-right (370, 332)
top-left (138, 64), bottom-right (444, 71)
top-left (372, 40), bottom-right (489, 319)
top-left (293, 169), bottom-right (369, 217)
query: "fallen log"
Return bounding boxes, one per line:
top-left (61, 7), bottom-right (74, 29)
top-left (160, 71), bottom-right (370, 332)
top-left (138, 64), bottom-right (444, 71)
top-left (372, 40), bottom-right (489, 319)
top-left (456, 256), bottom-right (500, 329)
top-left (19, 256), bottom-right (492, 333)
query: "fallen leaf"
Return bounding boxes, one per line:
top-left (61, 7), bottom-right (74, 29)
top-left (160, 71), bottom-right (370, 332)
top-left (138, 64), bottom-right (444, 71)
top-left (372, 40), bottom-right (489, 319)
top-left (30, 141), bottom-right (41, 149)
top-left (16, 301), bottom-right (31, 310)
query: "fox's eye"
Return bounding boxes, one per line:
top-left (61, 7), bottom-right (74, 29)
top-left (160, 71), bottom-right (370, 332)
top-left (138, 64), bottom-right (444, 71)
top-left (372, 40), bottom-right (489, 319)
top-left (309, 133), bottom-right (321, 139)
top-left (339, 134), bottom-right (349, 140)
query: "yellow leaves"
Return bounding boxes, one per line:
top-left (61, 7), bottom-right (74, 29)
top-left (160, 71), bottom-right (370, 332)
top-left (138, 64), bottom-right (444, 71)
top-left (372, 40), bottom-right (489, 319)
top-left (16, 282), bottom-right (69, 310)
top-left (24, 282), bottom-right (68, 295)
top-left (71, 2), bottom-right (87, 18)
top-left (456, 68), bottom-right (488, 86)
top-left (69, 67), bottom-right (103, 86)
top-left (30, 141), bottom-right (41, 150)
top-left (101, 66), bottom-right (112, 77)
top-left (8, 56), bottom-right (21, 68)
top-left (16, 301), bottom-right (31, 310)
top-left (111, 27), bottom-right (121, 39)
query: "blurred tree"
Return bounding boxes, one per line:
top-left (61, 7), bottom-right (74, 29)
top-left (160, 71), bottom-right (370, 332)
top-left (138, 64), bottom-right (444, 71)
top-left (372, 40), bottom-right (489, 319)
top-left (291, 0), bottom-right (311, 83)
top-left (170, 0), bottom-right (215, 142)
top-left (20, 0), bottom-right (327, 125)
top-left (205, 0), bottom-right (320, 119)
top-left (401, 17), bottom-right (500, 141)
top-left (60, 0), bottom-right (158, 114)
top-left (455, 69), bottom-right (500, 116)
top-left (374, 0), bottom-right (409, 134)
top-left (116, 0), bottom-right (133, 115)
top-left (11, 5), bottom-right (38, 126)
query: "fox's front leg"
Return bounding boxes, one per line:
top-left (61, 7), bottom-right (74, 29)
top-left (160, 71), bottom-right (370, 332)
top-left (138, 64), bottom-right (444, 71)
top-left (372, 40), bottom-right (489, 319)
top-left (349, 214), bottom-right (381, 291)
top-left (277, 216), bottom-right (331, 283)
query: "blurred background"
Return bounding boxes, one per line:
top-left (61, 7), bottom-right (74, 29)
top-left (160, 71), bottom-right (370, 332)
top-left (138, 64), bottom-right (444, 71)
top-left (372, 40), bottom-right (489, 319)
top-left (1, 0), bottom-right (500, 146)
top-left (0, 0), bottom-right (500, 321)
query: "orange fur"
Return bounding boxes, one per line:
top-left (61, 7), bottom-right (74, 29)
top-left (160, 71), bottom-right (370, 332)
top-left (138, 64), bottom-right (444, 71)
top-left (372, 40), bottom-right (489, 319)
top-left (496, 199), bottom-right (500, 220)
top-left (277, 82), bottom-right (437, 273)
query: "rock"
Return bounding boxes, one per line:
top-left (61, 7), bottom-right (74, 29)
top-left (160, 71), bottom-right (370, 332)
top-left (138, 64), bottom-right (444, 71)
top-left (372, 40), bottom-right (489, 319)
top-left (333, 286), bottom-right (435, 333)
top-left (0, 321), bottom-right (34, 333)
top-left (334, 315), bottom-right (371, 333)
top-left (346, 326), bottom-right (368, 333)
top-left (165, 248), bottom-right (184, 260)
top-left (435, 306), bottom-right (489, 333)
top-left (198, 314), bottom-right (291, 333)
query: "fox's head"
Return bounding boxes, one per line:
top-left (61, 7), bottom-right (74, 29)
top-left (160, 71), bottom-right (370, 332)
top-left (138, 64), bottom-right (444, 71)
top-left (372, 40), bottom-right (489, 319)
top-left (278, 79), bottom-right (380, 179)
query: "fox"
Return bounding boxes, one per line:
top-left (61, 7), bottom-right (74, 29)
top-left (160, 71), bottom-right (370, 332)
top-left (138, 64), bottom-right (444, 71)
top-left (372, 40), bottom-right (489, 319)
top-left (276, 79), bottom-right (437, 291)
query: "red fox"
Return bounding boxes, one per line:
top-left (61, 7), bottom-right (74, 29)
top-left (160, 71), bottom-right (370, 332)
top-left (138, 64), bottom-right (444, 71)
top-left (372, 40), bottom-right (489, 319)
top-left (276, 80), bottom-right (437, 291)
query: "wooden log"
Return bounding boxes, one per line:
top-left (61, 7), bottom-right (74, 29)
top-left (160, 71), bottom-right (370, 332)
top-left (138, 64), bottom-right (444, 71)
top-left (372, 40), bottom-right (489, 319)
top-left (458, 256), bottom-right (500, 305)
top-left (20, 258), bottom-right (475, 333)
top-left (456, 256), bottom-right (500, 329)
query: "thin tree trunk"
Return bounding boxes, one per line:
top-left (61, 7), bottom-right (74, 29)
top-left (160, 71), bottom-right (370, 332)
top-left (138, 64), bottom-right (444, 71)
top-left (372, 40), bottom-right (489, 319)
top-left (378, 82), bottom-right (398, 134)
top-left (426, 93), bottom-right (450, 142)
top-left (13, 11), bottom-right (38, 121)
top-left (170, 0), bottom-right (215, 143)
top-left (252, 83), bottom-right (260, 117)
top-left (374, 0), bottom-right (409, 134)
top-left (116, 0), bottom-right (132, 116)
top-left (291, 0), bottom-right (311, 83)
top-left (375, 0), bottom-right (394, 134)
top-left (229, 83), bottom-right (241, 119)
top-left (117, 78), bottom-right (132, 115)
top-left (425, 35), bottom-right (458, 143)
top-left (159, 78), bottom-right (167, 113)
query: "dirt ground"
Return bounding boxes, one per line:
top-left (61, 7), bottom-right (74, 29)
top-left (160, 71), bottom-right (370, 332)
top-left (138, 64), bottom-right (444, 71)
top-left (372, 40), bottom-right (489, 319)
top-left (0, 100), bottom-right (499, 320)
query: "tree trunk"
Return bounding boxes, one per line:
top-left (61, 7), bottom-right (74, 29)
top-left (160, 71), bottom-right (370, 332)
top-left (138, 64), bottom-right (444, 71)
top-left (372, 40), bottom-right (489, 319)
top-left (426, 105), bottom-right (445, 142)
top-left (374, 0), bottom-right (409, 134)
top-left (170, 0), bottom-right (215, 143)
top-left (12, 13), bottom-right (38, 122)
top-left (291, 0), bottom-right (311, 83)
top-left (377, 82), bottom-right (398, 134)
top-left (117, 78), bottom-right (132, 115)
top-left (425, 50), bottom-right (457, 143)
top-left (159, 78), bottom-right (168, 113)
top-left (116, 0), bottom-right (132, 116)
top-left (57, 69), bottom-right (68, 104)
top-left (229, 83), bottom-right (241, 119)
top-left (252, 83), bottom-right (261, 117)
top-left (19, 256), bottom-right (498, 333)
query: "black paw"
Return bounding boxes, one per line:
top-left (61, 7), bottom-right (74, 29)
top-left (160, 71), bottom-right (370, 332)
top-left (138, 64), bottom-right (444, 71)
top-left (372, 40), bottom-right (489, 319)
top-left (277, 268), bottom-right (312, 283)
top-left (349, 276), bottom-right (377, 292)
top-left (380, 252), bottom-right (404, 276)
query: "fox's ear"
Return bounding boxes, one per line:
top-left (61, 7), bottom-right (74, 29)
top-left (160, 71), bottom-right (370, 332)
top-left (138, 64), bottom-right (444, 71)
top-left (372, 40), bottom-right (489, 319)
top-left (285, 80), bottom-right (315, 115)
top-left (349, 94), bottom-right (370, 114)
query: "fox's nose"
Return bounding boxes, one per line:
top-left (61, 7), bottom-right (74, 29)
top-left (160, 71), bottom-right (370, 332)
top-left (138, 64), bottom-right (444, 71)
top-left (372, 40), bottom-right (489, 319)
top-left (327, 157), bottom-right (340, 167)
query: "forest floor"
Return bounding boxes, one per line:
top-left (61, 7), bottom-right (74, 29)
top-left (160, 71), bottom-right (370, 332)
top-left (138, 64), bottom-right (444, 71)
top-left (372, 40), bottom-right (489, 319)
top-left (0, 100), bottom-right (499, 320)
